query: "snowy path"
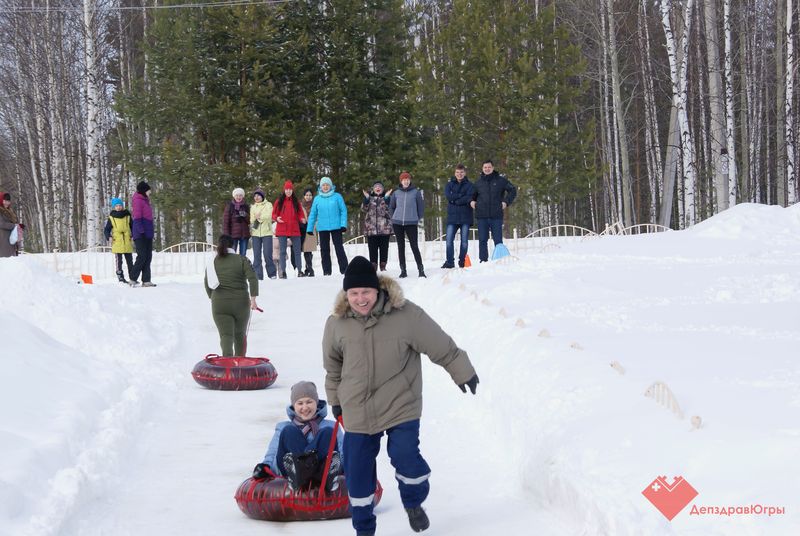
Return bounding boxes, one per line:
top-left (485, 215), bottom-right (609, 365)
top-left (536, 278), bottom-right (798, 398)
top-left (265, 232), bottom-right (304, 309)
top-left (60, 273), bottom-right (568, 536)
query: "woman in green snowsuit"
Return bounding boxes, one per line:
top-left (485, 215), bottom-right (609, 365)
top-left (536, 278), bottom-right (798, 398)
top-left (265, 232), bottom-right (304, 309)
top-left (204, 234), bottom-right (260, 356)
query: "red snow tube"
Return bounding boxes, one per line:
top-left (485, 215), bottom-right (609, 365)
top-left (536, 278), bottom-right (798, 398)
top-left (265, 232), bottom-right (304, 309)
top-left (234, 476), bottom-right (384, 521)
top-left (191, 354), bottom-right (277, 390)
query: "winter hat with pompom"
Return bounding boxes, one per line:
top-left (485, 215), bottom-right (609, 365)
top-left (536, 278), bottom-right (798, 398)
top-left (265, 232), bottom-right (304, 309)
top-left (110, 197), bottom-right (124, 209)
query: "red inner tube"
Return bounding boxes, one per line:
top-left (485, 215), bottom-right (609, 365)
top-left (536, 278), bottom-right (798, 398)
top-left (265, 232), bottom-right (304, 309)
top-left (191, 355), bottom-right (278, 391)
top-left (235, 476), bottom-right (384, 522)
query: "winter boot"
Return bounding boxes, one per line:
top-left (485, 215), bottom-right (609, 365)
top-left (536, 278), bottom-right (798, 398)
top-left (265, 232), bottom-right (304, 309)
top-left (399, 267), bottom-right (408, 278)
top-left (297, 270), bottom-right (306, 278)
top-left (356, 532), bottom-right (376, 536)
top-left (283, 451), bottom-right (319, 491)
top-left (379, 262), bottom-right (387, 271)
top-left (371, 262), bottom-right (378, 271)
top-left (440, 262), bottom-right (454, 269)
top-left (279, 272), bottom-right (287, 279)
top-left (116, 270), bottom-right (128, 283)
top-left (324, 451), bottom-right (342, 492)
top-left (306, 267), bottom-right (315, 277)
top-left (128, 280), bottom-right (140, 287)
top-left (418, 267), bottom-right (426, 278)
top-left (405, 506), bottom-right (430, 532)
top-left (142, 282), bottom-right (157, 287)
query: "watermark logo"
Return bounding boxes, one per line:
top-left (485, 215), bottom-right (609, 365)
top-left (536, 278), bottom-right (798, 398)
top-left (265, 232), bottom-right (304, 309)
top-left (642, 475), bottom-right (699, 520)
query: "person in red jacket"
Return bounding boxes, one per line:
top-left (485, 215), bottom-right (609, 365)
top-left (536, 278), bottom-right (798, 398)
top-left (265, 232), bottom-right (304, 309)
top-left (272, 181), bottom-right (307, 279)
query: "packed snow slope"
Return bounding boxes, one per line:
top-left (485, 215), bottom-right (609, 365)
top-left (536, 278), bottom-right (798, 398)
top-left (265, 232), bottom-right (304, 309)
top-left (1, 203), bottom-right (798, 536)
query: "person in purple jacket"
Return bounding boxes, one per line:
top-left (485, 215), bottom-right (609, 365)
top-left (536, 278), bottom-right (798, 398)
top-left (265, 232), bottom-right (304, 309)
top-left (129, 181), bottom-right (156, 287)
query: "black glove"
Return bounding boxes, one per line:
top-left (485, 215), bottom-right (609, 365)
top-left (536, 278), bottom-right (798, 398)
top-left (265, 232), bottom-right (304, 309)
top-left (458, 374), bottom-right (479, 395)
top-left (19, 223), bottom-right (25, 230)
top-left (332, 405), bottom-right (342, 419)
top-left (340, 227), bottom-right (347, 233)
top-left (252, 463), bottom-right (275, 480)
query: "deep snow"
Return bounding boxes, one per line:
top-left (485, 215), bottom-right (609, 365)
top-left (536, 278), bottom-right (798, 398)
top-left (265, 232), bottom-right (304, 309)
top-left (1, 203), bottom-right (799, 536)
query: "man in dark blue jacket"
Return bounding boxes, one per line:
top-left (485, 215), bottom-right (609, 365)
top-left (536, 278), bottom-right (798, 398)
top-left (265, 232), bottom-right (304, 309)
top-left (442, 164), bottom-right (474, 268)
top-left (470, 160), bottom-right (517, 262)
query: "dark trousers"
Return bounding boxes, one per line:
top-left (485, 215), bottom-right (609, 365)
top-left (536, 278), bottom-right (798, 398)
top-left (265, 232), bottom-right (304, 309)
top-left (477, 217), bottom-right (503, 262)
top-left (115, 252), bottom-right (134, 279)
top-left (367, 235), bottom-right (390, 266)
top-left (344, 420), bottom-right (430, 533)
top-left (130, 238), bottom-right (153, 283)
top-left (392, 224), bottom-right (423, 270)
top-left (318, 229), bottom-right (348, 275)
top-left (445, 223), bottom-right (470, 266)
top-left (276, 425), bottom-right (335, 476)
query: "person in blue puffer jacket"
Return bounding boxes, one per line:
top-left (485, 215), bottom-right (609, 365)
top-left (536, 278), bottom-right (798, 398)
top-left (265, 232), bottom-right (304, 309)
top-left (389, 171), bottom-right (425, 278)
top-left (252, 381), bottom-right (344, 492)
top-left (306, 177), bottom-right (349, 275)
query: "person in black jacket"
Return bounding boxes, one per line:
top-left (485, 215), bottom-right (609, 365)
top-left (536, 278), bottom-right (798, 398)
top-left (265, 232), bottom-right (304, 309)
top-left (469, 160), bottom-right (517, 262)
top-left (442, 164), bottom-right (474, 268)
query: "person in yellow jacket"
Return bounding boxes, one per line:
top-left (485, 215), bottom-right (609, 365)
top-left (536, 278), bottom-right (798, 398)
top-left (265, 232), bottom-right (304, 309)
top-left (103, 197), bottom-right (134, 283)
top-left (250, 188), bottom-right (277, 280)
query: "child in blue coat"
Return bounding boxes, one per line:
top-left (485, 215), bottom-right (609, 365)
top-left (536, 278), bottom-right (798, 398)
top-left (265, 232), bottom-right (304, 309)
top-left (252, 381), bottom-right (344, 491)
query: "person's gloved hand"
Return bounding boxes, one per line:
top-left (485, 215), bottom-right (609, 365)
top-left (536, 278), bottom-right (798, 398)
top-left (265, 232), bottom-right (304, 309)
top-left (458, 374), bottom-right (479, 395)
top-left (252, 463), bottom-right (275, 480)
top-left (340, 227), bottom-right (347, 233)
top-left (19, 223), bottom-right (25, 230)
top-left (332, 405), bottom-right (342, 419)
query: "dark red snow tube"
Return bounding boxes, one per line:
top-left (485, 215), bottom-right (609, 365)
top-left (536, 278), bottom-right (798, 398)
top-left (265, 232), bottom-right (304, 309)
top-left (234, 476), bottom-right (384, 521)
top-left (191, 354), bottom-right (277, 391)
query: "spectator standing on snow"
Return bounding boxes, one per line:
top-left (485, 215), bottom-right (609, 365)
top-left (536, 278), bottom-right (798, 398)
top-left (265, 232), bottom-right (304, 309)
top-left (305, 176), bottom-right (348, 275)
top-left (322, 256), bottom-right (479, 536)
top-left (389, 172), bottom-right (425, 278)
top-left (129, 181), bottom-right (156, 287)
top-left (223, 187), bottom-right (251, 256)
top-left (442, 164), bottom-right (474, 269)
top-left (272, 180), bottom-right (306, 279)
top-left (300, 188), bottom-right (317, 277)
top-left (204, 234), bottom-right (259, 356)
top-left (252, 381), bottom-right (343, 492)
top-left (470, 160), bottom-right (517, 263)
top-left (250, 188), bottom-right (277, 280)
top-left (361, 181), bottom-right (393, 272)
top-left (103, 197), bottom-right (134, 283)
top-left (0, 191), bottom-right (23, 258)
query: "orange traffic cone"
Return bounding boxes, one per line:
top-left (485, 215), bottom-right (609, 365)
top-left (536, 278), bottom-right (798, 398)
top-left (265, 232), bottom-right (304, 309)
top-left (463, 254), bottom-right (472, 268)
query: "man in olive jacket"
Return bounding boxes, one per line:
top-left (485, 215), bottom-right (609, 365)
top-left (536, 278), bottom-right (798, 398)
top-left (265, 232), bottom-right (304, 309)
top-left (323, 256), bottom-right (479, 536)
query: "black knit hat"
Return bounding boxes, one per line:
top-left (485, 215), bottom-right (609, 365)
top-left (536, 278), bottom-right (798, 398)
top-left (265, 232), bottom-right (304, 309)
top-left (136, 181), bottom-right (151, 194)
top-left (343, 256), bottom-right (379, 291)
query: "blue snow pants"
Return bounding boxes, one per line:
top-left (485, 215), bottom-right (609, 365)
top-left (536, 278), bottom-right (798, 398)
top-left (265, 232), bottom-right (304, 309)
top-left (276, 425), bottom-right (334, 475)
top-left (343, 419), bottom-right (431, 533)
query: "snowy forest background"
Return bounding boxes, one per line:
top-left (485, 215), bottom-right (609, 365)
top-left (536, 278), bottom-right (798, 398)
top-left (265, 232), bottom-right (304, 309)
top-left (1, 0), bottom-right (799, 253)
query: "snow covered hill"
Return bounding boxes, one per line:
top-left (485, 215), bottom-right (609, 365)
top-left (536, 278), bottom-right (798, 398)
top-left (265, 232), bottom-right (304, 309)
top-left (2, 203), bottom-right (799, 536)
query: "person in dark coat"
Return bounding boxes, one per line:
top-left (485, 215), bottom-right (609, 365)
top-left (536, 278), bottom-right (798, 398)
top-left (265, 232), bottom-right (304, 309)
top-left (0, 191), bottom-right (22, 258)
top-left (222, 187), bottom-right (251, 256)
top-left (442, 164), bottom-right (474, 268)
top-left (470, 160), bottom-right (517, 262)
top-left (129, 181), bottom-right (156, 286)
top-left (361, 181), bottom-right (393, 271)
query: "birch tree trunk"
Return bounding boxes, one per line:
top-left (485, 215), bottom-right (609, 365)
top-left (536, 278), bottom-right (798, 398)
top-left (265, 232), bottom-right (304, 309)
top-left (786, 0), bottom-right (798, 204)
top-left (639, 0), bottom-right (663, 221)
top-left (703, 0), bottom-right (727, 212)
top-left (606, 0), bottom-right (633, 225)
top-left (84, 0), bottom-right (101, 247)
top-left (777, 0), bottom-right (787, 206)
top-left (660, 0), bottom-right (697, 228)
top-left (723, 0), bottom-right (738, 205)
